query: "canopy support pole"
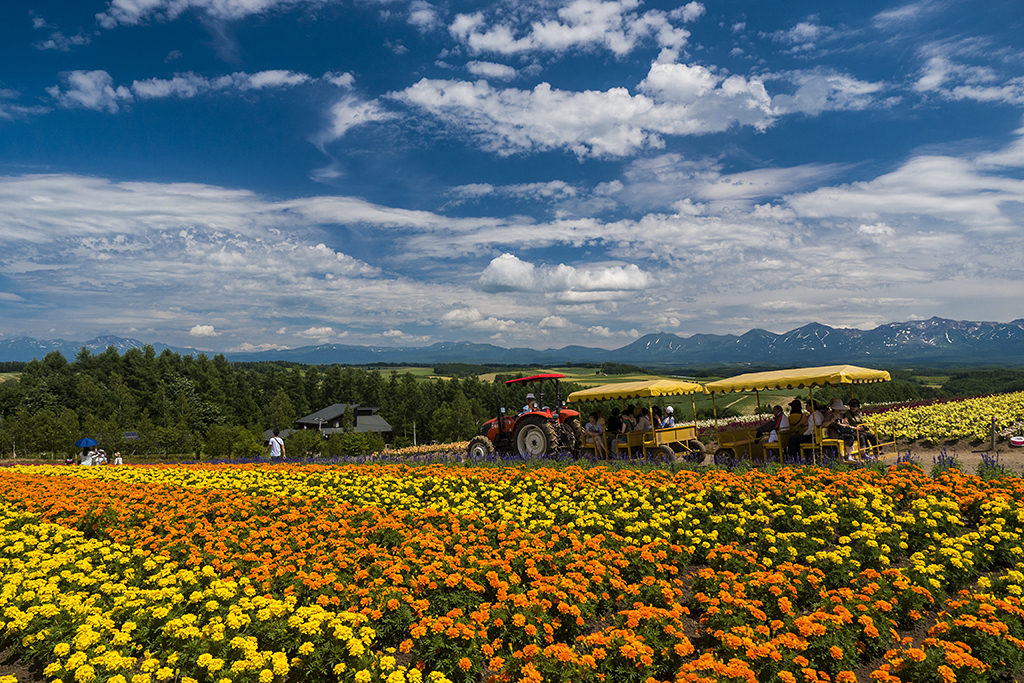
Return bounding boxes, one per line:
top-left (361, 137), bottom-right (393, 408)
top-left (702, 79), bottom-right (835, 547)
top-left (808, 386), bottom-right (816, 466)
top-left (647, 396), bottom-right (656, 456)
top-left (756, 390), bottom-right (762, 417)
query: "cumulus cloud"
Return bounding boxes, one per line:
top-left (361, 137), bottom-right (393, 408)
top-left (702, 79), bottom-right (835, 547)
top-left (47, 71), bottom-right (132, 113)
top-left (189, 324), bottom-right (219, 336)
top-left (34, 31), bottom-right (91, 51)
top-left (467, 61), bottom-right (518, 80)
top-left (408, 1), bottom-right (440, 31)
top-left (449, 0), bottom-right (696, 58)
top-left (395, 62), bottom-right (774, 157)
top-left (479, 253), bottom-right (650, 294)
top-left (296, 326), bottom-right (335, 341)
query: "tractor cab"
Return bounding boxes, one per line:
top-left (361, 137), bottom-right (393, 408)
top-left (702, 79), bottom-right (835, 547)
top-left (468, 373), bottom-right (581, 457)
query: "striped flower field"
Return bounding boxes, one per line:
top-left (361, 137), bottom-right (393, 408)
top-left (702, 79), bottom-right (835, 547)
top-left (0, 462), bottom-right (1022, 683)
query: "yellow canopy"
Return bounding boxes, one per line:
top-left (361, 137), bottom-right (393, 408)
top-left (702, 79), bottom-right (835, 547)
top-left (703, 365), bottom-right (890, 394)
top-left (567, 379), bottom-right (706, 403)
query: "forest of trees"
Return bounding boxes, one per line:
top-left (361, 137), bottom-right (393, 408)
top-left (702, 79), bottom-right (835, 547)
top-left (1, 347), bottom-right (1021, 460)
top-left (0, 346), bottom-right (584, 459)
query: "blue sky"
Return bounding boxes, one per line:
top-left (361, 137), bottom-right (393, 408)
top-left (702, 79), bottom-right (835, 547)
top-left (1, 0), bottom-right (1023, 352)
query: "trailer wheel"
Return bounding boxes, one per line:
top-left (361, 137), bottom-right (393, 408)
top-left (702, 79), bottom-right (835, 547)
top-left (653, 445), bottom-right (676, 463)
top-left (714, 448), bottom-right (735, 465)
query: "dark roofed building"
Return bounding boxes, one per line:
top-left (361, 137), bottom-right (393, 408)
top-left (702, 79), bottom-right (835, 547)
top-left (295, 403), bottom-right (393, 435)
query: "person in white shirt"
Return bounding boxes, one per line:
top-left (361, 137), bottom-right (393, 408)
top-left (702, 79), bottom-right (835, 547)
top-left (267, 428), bottom-right (286, 462)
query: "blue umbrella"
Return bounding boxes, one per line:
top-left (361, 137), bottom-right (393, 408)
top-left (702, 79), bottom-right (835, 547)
top-left (74, 437), bottom-right (98, 448)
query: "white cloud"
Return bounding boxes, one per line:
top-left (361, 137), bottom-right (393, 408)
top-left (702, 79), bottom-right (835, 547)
top-left (912, 41), bottom-right (1024, 106)
top-left (670, 2), bottom-right (705, 23)
top-left (34, 31), bottom-right (91, 51)
top-left (449, 0), bottom-right (695, 58)
top-left (131, 70), bottom-right (312, 99)
top-left (539, 315), bottom-right (573, 329)
top-left (189, 324), bottom-right (219, 337)
top-left (96, 0), bottom-right (316, 28)
top-left (769, 69), bottom-right (889, 115)
top-left (47, 71), bottom-right (132, 113)
top-left (296, 326), bottom-right (335, 342)
top-left (479, 253), bottom-right (650, 293)
top-left (318, 95), bottom-right (395, 144)
top-left (408, 1), bottom-right (440, 31)
top-left (395, 62), bottom-right (774, 157)
top-left (467, 61), bottom-right (518, 81)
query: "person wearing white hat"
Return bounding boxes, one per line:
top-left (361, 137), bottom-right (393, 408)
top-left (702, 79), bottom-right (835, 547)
top-left (524, 392), bottom-right (539, 412)
top-left (824, 399), bottom-right (856, 451)
top-left (662, 405), bottom-right (675, 428)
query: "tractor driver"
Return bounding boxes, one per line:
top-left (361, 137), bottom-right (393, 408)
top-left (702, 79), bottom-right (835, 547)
top-left (523, 392), bottom-right (540, 413)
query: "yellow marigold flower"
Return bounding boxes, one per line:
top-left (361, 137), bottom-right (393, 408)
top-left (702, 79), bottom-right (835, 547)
top-left (74, 665), bottom-right (96, 683)
top-left (155, 669), bottom-right (174, 681)
top-left (355, 671), bottom-right (372, 683)
top-left (258, 670), bottom-right (273, 683)
top-left (297, 642), bottom-right (314, 656)
top-left (54, 643), bottom-right (71, 657)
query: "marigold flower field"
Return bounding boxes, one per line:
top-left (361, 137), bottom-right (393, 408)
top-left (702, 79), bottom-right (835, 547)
top-left (1, 462), bottom-right (1023, 683)
top-left (861, 392), bottom-right (1024, 444)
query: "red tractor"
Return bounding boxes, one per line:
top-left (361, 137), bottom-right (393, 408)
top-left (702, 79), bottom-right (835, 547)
top-left (467, 373), bottom-right (582, 457)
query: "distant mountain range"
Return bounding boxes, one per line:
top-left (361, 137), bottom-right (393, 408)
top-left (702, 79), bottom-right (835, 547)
top-left (2, 317), bottom-right (1023, 366)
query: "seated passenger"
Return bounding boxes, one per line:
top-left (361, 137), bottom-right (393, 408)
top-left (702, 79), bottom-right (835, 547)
top-left (620, 405), bottom-right (637, 432)
top-left (586, 411), bottom-right (607, 457)
top-left (662, 405), bottom-right (675, 428)
top-left (755, 404), bottom-right (790, 443)
top-left (787, 399), bottom-right (805, 433)
top-left (635, 407), bottom-right (652, 431)
top-left (846, 399), bottom-right (878, 448)
top-left (824, 399), bottom-right (856, 450)
top-left (787, 399), bottom-right (823, 459)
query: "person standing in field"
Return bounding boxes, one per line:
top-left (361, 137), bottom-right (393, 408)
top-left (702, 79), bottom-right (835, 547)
top-left (268, 428), bottom-right (286, 462)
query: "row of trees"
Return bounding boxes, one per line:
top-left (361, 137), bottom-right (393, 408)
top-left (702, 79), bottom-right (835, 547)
top-left (0, 347), bottom-right (583, 458)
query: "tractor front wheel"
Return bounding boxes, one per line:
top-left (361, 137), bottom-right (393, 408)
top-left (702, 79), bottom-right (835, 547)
top-left (515, 417), bottom-right (558, 457)
top-left (467, 435), bottom-right (495, 458)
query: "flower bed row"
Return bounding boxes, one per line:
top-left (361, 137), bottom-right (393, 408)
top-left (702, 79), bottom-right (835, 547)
top-left (0, 463), bottom-right (1022, 683)
top-left (861, 391), bottom-right (1024, 444)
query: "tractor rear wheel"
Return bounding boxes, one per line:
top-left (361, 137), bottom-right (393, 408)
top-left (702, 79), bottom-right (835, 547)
top-left (467, 435), bottom-right (495, 458)
top-left (515, 417), bottom-right (558, 457)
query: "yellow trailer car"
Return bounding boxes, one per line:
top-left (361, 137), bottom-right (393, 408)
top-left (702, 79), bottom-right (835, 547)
top-left (703, 365), bottom-right (897, 464)
top-left (566, 379), bottom-right (707, 461)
